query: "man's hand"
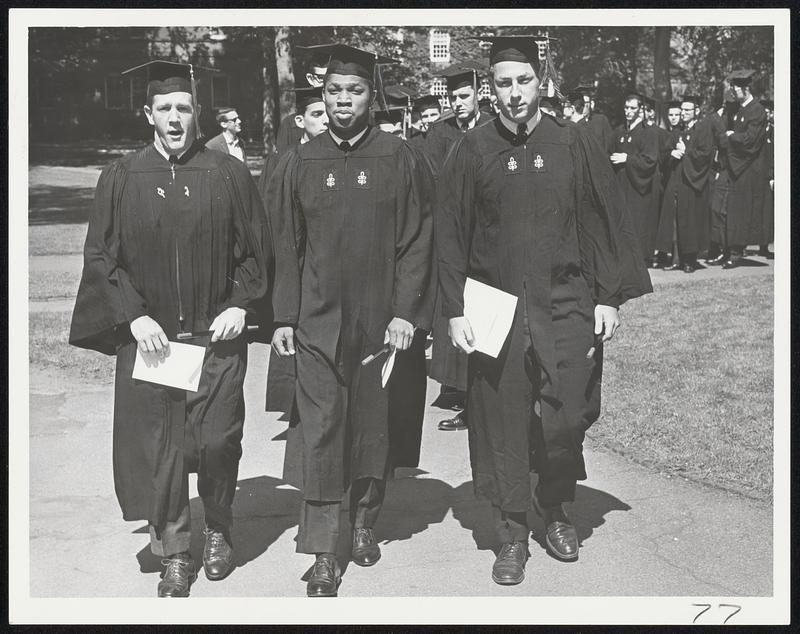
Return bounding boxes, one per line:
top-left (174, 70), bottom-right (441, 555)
top-left (271, 326), bottom-right (296, 357)
top-left (209, 307), bottom-right (247, 342)
top-left (385, 317), bottom-right (414, 351)
top-left (675, 138), bottom-right (686, 152)
top-left (670, 149), bottom-right (685, 160)
top-left (609, 152), bottom-right (628, 164)
top-left (448, 316), bottom-right (476, 354)
top-left (130, 315), bottom-right (169, 355)
top-left (595, 304), bottom-right (620, 343)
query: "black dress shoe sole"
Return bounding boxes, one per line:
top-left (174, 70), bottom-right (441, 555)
top-left (204, 562), bottom-right (235, 581)
top-left (307, 580), bottom-right (341, 597)
top-left (157, 571), bottom-right (197, 598)
top-left (491, 571), bottom-right (524, 585)
top-left (545, 534), bottom-right (579, 562)
top-left (351, 551), bottom-right (381, 567)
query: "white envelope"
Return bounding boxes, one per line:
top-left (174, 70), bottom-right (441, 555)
top-left (463, 278), bottom-right (519, 358)
top-left (132, 341), bottom-right (206, 392)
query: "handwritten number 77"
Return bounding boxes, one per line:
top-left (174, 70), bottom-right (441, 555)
top-left (692, 603), bottom-right (741, 624)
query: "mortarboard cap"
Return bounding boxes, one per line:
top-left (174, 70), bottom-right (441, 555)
top-left (440, 64), bottom-right (479, 92)
top-left (539, 96), bottom-right (560, 110)
top-left (760, 99), bottom-right (773, 109)
top-left (291, 86), bottom-right (324, 113)
top-left (641, 95), bottom-right (656, 109)
top-left (565, 90), bottom-right (585, 103)
top-left (475, 35), bottom-right (542, 72)
top-left (384, 84), bottom-right (415, 107)
top-left (574, 83), bottom-right (596, 98)
top-left (727, 69), bottom-right (756, 85)
top-left (296, 43), bottom-right (396, 81)
top-left (680, 94), bottom-right (702, 106)
top-left (413, 94), bottom-right (441, 112)
top-left (121, 60), bottom-right (215, 101)
top-left (666, 100), bottom-right (681, 109)
top-left (372, 106), bottom-right (405, 125)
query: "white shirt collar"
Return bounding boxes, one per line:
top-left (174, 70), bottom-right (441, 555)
top-left (627, 117), bottom-right (642, 132)
top-left (498, 109), bottom-right (542, 137)
top-left (152, 133), bottom-right (188, 162)
top-left (223, 129), bottom-right (240, 145)
top-left (328, 126), bottom-right (368, 149)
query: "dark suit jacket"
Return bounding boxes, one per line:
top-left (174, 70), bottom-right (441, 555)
top-left (205, 132), bottom-right (247, 161)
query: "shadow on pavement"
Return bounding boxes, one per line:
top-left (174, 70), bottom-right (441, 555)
top-left (29, 185), bottom-right (95, 225)
top-left (450, 481), bottom-right (631, 555)
top-left (135, 475), bottom-right (301, 574)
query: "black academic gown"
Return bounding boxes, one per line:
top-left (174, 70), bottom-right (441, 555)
top-left (654, 126), bottom-right (683, 253)
top-left (717, 98), bottom-right (767, 246)
top-left (585, 112), bottom-right (615, 155)
top-left (612, 121), bottom-right (661, 258)
top-left (656, 120), bottom-right (716, 255)
top-left (754, 122), bottom-right (774, 246)
top-left (69, 143), bottom-right (272, 527)
top-left (267, 127), bottom-right (435, 501)
top-left (425, 112), bottom-right (495, 391)
top-left (276, 112), bottom-right (304, 153)
top-left (437, 115), bottom-right (652, 511)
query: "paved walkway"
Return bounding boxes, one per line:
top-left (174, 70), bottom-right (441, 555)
top-left (28, 334), bottom-right (773, 600)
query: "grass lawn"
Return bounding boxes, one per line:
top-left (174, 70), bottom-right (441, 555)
top-left (29, 310), bottom-right (115, 382)
top-left (594, 272), bottom-right (773, 503)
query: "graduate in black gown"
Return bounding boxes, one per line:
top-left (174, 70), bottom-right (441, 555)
top-left (69, 61), bottom-right (272, 597)
top-left (267, 44), bottom-right (435, 597)
top-left (258, 87), bottom-right (329, 418)
top-left (610, 94), bottom-right (661, 264)
top-left (755, 99), bottom-right (774, 258)
top-left (436, 36), bottom-right (651, 586)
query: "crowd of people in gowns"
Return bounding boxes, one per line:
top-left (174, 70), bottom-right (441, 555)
top-left (68, 39), bottom-right (774, 599)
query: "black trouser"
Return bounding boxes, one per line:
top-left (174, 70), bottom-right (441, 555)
top-left (297, 477), bottom-right (386, 554)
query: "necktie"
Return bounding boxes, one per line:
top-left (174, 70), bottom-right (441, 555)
top-left (516, 123), bottom-right (527, 144)
top-left (339, 141), bottom-right (351, 152)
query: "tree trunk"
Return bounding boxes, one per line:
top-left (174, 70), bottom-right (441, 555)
top-left (261, 27), bottom-right (279, 153)
top-left (274, 27), bottom-right (295, 122)
top-left (653, 26), bottom-right (672, 108)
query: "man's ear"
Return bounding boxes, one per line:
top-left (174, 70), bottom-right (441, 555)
top-left (144, 104), bottom-right (154, 125)
top-left (294, 114), bottom-right (305, 130)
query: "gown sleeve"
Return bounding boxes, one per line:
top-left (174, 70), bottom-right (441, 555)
top-left (724, 105), bottom-right (767, 178)
top-left (574, 127), bottom-right (654, 309)
top-left (266, 149), bottom-right (304, 327)
top-left (216, 156), bottom-right (273, 317)
top-left (69, 160), bottom-right (148, 354)
top-left (435, 136), bottom-right (478, 319)
top-left (391, 143), bottom-right (436, 331)
top-left (625, 124), bottom-right (660, 195)
top-left (682, 120), bottom-right (716, 192)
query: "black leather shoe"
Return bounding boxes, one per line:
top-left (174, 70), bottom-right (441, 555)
top-left (203, 528), bottom-right (234, 580)
top-left (438, 412), bottom-right (467, 431)
top-left (662, 262), bottom-right (682, 271)
top-left (683, 263), bottom-right (695, 273)
top-left (491, 541), bottom-right (528, 585)
top-left (758, 247), bottom-right (774, 259)
top-left (543, 506), bottom-right (579, 562)
top-left (351, 527), bottom-right (381, 567)
top-left (307, 553), bottom-right (341, 597)
top-left (722, 256), bottom-right (742, 269)
top-left (157, 552), bottom-right (196, 597)
top-left (705, 253), bottom-right (727, 266)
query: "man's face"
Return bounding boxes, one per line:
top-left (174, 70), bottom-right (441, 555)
top-left (667, 107), bottom-right (681, 127)
top-left (295, 101), bottom-right (328, 140)
top-left (491, 61), bottom-right (540, 124)
top-left (731, 84), bottom-right (748, 103)
top-left (645, 106), bottom-right (656, 123)
top-left (420, 106), bottom-right (440, 126)
top-left (623, 98), bottom-right (640, 123)
top-left (220, 110), bottom-right (241, 135)
top-left (562, 102), bottom-right (575, 118)
top-left (323, 74), bottom-right (372, 138)
top-left (448, 85), bottom-right (477, 122)
top-left (680, 102), bottom-right (697, 124)
top-left (144, 91), bottom-right (196, 156)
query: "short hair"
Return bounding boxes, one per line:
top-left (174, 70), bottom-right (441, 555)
top-left (569, 96), bottom-right (586, 113)
top-left (215, 107), bottom-right (237, 123)
top-left (624, 94), bottom-right (642, 108)
top-left (488, 63), bottom-right (541, 83)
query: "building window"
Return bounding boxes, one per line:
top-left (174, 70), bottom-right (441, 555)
top-left (130, 74), bottom-right (147, 110)
top-left (429, 29), bottom-right (450, 63)
top-left (104, 75), bottom-right (127, 110)
top-left (211, 75), bottom-right (230, 108)
top-left (430, 78), bottom-right (449, 109)
top-left (478, 78), bottom-right (491, 100)
top-left (537, 40), bottom-right (548, 61)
